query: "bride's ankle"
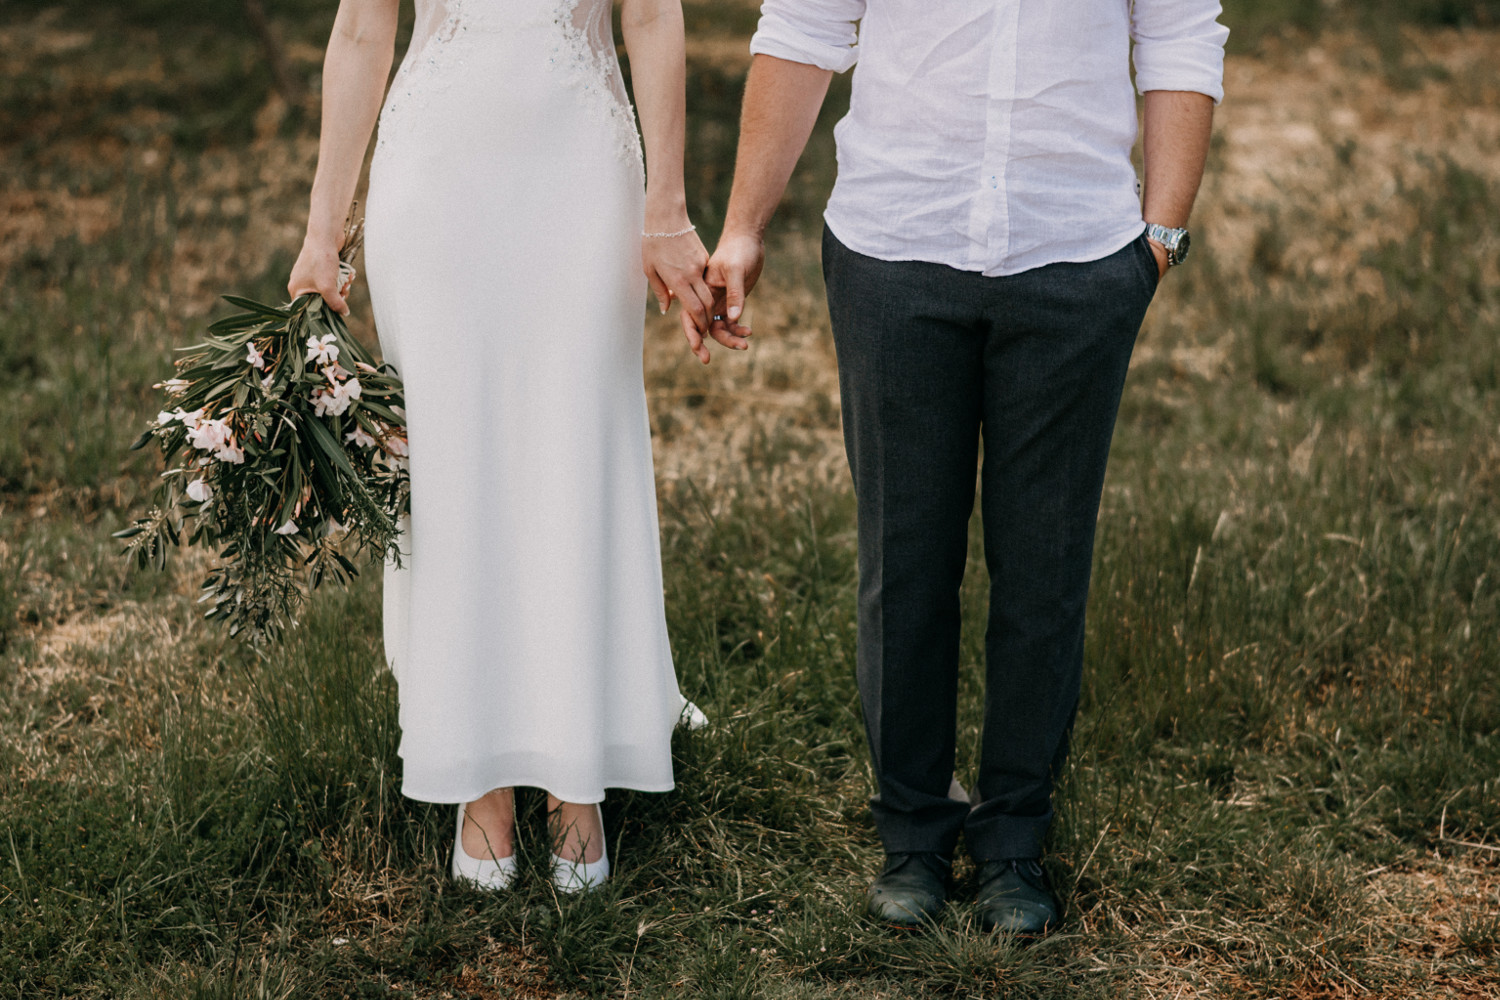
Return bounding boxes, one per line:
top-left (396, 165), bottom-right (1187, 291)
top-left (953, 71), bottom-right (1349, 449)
top-left (546, 796), bottom-right (605, 865)
top-left (461, 787), bottom-right (515, 859)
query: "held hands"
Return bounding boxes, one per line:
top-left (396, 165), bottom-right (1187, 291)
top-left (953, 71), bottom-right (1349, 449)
top-left (288, 235), bottom-right (354, 316)
top-left (645, 227), bottom-right (753, 365)
top-left (643, 227), bottom-right (715, 363)
top-left (678, 228), bottom-right (761, 365)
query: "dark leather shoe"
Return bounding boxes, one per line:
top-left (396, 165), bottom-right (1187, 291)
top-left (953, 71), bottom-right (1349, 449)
top-left (866, 852), bottom-right (951, 927)
top-left (976, 858), bottom-right (1059, 935)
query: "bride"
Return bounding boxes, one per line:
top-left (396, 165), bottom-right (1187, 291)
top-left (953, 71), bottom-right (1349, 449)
top-left (288, 0), bottom-right (736, 892)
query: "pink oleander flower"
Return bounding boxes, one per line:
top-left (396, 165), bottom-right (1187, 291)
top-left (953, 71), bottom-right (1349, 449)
top-left (154, 378), bottom-right (190, 395)
top-left (274, 520), bottom-right (299, 536)
top-left (313, 389), bottom-right (343, 418)
top-left (214, 440), bottom-right (245, 464)
top-left (323, 363), bottom-right (353, 383)
top-left (345, 426), bottom-right (379, 449)
top-left (260, 372), bottom-right (275, 392)
top-left (246, 342), bottom-right (266, 370)
top-left (383, 433), bottom-right (409, 457)
top-left (354, 361), bottom-right (380, 374)
top-left (185, 478), bottom-right (212, 503)
top-left (313, 377), bottom-right (362, 417)
top-left (186, 416), bottom-right (233, 452)
top-left (305, 333), bottom-right (339, 366)
top-left (159, 406), bottom-right (204, 426)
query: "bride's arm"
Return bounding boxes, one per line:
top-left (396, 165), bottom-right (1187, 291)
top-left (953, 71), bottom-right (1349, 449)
top-left (287, 0), bottom-right (401, 314)
top-left (621, 0), bottom-right (744, 363)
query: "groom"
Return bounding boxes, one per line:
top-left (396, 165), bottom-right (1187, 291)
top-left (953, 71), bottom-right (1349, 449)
top-left (693, 1), bottom-right (1228, 933)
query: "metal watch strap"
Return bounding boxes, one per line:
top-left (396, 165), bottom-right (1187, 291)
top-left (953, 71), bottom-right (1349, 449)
top-left (1144, 223), bottom-right (1190, 267)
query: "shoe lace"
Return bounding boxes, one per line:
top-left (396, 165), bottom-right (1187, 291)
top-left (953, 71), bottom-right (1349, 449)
top-left (1008, 858), bottom-right (1046, 888)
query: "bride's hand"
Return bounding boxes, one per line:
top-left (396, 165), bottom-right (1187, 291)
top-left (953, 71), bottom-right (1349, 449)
top-left (288, 234), bottom-right (352, 315)
top-left (643, 231), bottom-right (739, 365)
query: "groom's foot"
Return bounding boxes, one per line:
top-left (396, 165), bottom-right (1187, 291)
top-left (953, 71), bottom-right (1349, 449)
top-left (975, 858), bottom-right (1060, 936)
top-left (866, 852), bottom-right (951, 928)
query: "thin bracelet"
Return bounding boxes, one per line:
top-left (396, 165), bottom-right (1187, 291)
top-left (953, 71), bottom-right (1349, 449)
top-left (643, 223), bottom-right (696, 239)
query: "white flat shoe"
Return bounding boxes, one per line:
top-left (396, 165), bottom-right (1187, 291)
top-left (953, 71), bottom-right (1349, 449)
top-left (451, 802), bottom-right (517, 891)
top-left (550, 804), bottom-right (609, 894)
top-left (678, 698), bottom-right (709, 730)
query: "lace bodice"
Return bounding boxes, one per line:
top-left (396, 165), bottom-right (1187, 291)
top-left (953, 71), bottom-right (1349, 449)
top-left (378, 0), bottom-right (642, 165)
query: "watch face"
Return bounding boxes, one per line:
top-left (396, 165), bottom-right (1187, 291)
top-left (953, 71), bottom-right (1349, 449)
top-left (1175, 230), bottom-right (1190, 264)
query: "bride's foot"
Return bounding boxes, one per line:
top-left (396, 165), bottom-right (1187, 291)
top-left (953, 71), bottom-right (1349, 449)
top-left (453, 787), bottom-right (516, 890)
top-left (547, 795), bottom-right (609, 893)
top-left (462, 787), bottom-right (516, 860)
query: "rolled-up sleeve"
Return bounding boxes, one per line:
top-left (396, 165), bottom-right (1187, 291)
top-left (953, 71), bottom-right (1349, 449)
top-left (1131, 0), bottom-right (1229, 103)
top-left (749, 0), bottom-right (866, 74)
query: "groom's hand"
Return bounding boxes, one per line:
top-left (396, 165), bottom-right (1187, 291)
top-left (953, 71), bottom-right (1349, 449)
top-left (695, 229), bottom-right (762, 362)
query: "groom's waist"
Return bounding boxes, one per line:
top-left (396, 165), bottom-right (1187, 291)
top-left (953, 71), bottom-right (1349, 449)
top-left (825, 146), bottom-right (1146, 277)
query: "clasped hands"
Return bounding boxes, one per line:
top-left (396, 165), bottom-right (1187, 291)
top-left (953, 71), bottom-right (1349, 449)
top-left (642, 227), bottom-right (761, 365)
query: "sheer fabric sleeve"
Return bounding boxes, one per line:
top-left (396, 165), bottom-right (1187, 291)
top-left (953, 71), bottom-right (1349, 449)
top-left (749, 0), bottom-right (865, 74)
top-left (1130, 0), bottom-right (1229, 104)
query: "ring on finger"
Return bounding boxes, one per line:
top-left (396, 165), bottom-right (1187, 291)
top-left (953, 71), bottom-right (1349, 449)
top-left (712, 314), bottom-right (725, 322)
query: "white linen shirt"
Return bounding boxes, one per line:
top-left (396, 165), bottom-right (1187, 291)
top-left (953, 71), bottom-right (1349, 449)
top-left (749, 0), bottom-right (1229, 276)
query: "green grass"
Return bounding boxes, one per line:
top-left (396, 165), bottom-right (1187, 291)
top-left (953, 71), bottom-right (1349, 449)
top-left (3, 2), bottom-right (1499, 997)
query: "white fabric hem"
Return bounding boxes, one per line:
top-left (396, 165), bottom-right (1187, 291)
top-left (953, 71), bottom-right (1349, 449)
top-left (402, 773), bottom-right (676, 807)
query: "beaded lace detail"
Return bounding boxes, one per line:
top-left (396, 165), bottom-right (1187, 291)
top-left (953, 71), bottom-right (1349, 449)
top-left (375, 1), bottom-right (471, 152)
top-left (548, 0), bottom-right (644, 167)
top-left (375, 0), bottom-right (642, 166)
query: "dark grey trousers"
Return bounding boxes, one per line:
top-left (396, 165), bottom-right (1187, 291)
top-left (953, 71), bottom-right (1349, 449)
top-left (822, 225), bottom-right (1158, 861)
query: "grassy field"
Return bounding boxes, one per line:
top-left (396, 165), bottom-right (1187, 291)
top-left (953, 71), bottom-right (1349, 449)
top-left (2, 1), bottom-right (1499, 997)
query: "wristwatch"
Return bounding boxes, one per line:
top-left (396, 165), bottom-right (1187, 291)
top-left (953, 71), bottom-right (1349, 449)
top-left (1144, 223), bottom-right (1191, 267)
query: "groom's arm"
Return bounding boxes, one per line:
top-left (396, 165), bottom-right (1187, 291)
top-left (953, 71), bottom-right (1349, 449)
top-left (1139, 90), bottom-right (1214, 276)
top-left (705, 55), bottom-right (833, 327)
top-left (697, 0), bottom-right (863, 347)
top-left (1131, 0), bottom-right (1227, 275)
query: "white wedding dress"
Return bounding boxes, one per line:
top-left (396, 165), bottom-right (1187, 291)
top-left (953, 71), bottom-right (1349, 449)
top-left (362, 0), bottom-right (686, 805)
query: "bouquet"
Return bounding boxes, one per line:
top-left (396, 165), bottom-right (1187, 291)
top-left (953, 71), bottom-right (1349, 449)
top-left (117, 217), bottom-right (410, 641)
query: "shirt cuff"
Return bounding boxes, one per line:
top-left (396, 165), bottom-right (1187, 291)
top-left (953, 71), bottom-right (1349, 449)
top-left (749, 16), bottom-right (860, 74)
top-left (1133, 27), bottom-right (1230, 104)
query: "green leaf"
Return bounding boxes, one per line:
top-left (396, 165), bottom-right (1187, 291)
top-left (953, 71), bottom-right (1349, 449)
top-left (222, 295), bottom-right (291, 319)
top-left (358, 400), bottom-right (405, 424)
top-left (202, 375), bottom-right (244, 405)
top-left (277, 450), bottom-right (303, 527)
top-left (303, 414), bottom-right (361, 482)
top-left (303, 432), bottom-right (345, 507)
top-left (206, 312), bottom-right (267, 335)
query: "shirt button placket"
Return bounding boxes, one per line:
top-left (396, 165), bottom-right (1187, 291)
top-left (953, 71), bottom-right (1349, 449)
top-left (966, 2), bottom-right (1023, 275)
